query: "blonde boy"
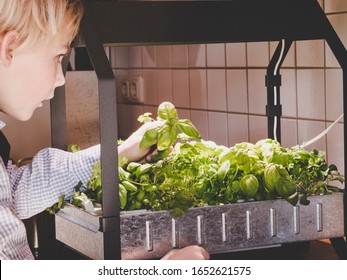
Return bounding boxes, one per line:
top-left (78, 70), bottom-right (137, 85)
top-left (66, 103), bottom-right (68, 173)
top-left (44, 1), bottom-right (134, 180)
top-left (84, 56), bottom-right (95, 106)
top-left (0, 0), bottom-right (208, 260)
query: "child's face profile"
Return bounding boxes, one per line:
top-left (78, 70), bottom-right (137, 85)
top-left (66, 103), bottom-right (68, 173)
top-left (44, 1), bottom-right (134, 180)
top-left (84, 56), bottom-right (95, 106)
top-left (0, 34), bottom-right (69, 121)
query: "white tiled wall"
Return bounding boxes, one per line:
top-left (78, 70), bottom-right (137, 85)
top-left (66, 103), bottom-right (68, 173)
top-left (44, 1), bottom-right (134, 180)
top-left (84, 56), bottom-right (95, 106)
top-left (112, 1), bottom-right (346, 177)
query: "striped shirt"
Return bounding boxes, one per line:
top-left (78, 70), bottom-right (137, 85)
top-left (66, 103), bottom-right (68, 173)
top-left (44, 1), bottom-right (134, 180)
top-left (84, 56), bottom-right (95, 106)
top-left (0, 122), bottom-right (100, 259)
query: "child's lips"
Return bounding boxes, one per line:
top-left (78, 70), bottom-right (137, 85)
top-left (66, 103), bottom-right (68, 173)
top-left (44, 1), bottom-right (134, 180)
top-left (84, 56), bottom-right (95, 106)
top-left (40, 96), bottom-right (54, 106)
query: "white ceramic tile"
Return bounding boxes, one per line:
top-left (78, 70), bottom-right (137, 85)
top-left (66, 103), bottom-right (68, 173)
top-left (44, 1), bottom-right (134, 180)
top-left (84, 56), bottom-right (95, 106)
top-left (296, 40), bottom-right (324, 67)
top-left (190, 110), bottom-right (209, 140)
top-left (325, 41), bottom-right (339, 68)
top-left (177, 108), bottom-right (191, 120)
top-left (297, 69), bottom-right (325, 120)
top-left (206, 43), bottom-right (225, 67)
top-left (173, 70), bottom-right (190, 108)
top-left (226, 70), bottom-right (248, 113)
top-left (110, 46), bottom-right (128, 68)
top-left (226, 43), bottom-right (246, 67)
top-left (156, 45), bottom-right (172, 68)
top-left (297, 120), bottom-right (326, 152)
top-left (172, 45), bottom-right (188, 68)
top-left (69, 48), bottom-right (76, 70)
top-left (143, 69), bottom-right (158, 106)
top-left (188, 44), bottom-right (206, 67)
top-left (248, 69), bottom-right (267, 115)
top-left (142, 46), bottom-right (156, 68)
top-left (327, 122), bottom-right (344, 179)
top-left (227, 114), bottom-right (249, 146)
top-left (109, 47), bottom-right (117, 68)
top-left (128, 46), bottom-right (142, 68)
top-left (208, 112), bottom-right (228, 146)
top-left (207, 69), bottom-right (227, 111)
top-left (128, 69), bottom-right (142, 77)
top-left (326, 14), bottom-right (347, 67)
top-left (117, 104), bottom-right (144, 139)
top-left (269, 41), bottom-right (295, 67)
top-left (325, 0), bottom-right (347, 12)
top-left (104, 47), bottom-right (110, 64)
top-left (281, 69), bottom-right (297, 118)
top-left (249, 115), bottom-right (267, 143)
top-left (189, 69), bottom-right (207, 110)
top-left (280, 118), bottom-right (298, 148)
top-left (156, 69), bottom-right (173, 103)
top-left (326, 69), bottom-right (343, 121)
top-left (247, 42), bottom-right (269, 67)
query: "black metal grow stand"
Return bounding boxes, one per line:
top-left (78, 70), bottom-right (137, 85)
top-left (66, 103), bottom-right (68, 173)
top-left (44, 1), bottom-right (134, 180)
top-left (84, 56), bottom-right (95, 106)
top-left (49, 0), bottom-right (347, 259)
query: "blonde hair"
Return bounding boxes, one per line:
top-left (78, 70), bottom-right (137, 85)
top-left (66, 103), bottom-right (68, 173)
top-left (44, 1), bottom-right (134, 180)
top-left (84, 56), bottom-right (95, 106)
top-left (0, 0), bottom-right (83, 51)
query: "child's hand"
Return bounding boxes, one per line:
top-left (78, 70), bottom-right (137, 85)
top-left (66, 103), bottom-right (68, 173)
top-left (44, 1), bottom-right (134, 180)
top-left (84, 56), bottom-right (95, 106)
top-left (161, 245), bottom-right (210, 260)
top-left (118, 121), bottom-right (164, 163)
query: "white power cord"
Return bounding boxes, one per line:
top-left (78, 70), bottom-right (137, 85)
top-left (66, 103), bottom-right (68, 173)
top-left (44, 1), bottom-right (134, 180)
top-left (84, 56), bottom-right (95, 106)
top-left (301, 113), bottom-right (344, 148)
top-left (273, 39), bottom-right (286, 142)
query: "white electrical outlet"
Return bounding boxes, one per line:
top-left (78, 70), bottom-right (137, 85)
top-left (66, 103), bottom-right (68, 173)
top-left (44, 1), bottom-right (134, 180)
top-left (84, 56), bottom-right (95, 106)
top-left (119, 76), bottom-right (144, 104)
top-left (120, 79), bottom-right (130, 100)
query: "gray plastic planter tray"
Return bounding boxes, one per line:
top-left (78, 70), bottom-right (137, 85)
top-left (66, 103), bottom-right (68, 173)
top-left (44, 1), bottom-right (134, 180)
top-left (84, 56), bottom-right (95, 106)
top-left (55, 193), bottom-right (344, 259)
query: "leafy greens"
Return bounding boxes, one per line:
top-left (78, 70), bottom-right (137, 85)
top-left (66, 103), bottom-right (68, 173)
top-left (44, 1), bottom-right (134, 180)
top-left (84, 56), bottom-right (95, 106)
top-left (67, 102), bottom-right (344, 216)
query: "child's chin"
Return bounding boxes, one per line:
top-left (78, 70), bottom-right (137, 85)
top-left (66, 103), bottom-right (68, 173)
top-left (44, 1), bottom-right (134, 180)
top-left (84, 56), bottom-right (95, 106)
top-left (16, 111), bottom-right (35, 122)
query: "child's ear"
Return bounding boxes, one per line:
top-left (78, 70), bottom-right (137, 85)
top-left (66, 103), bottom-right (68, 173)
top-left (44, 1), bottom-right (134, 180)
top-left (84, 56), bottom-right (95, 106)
top-left (0, 30), bottom-right (20, 67)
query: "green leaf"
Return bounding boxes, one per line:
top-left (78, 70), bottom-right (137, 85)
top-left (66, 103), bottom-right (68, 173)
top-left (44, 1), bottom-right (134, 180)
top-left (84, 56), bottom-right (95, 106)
top-left (175, 119), bottom-right (201, 139)
top-left (217, 160), bottom-right (230, 183)
top-left (240, 174), bottom-right (259, 198)
top-left (231, 180), bottom-right (241, 192)
top-left (118, 166), bottom-right (130, 180)
top-left (127, 162), bottom-right (141, 172)
top-left (46, 194), bottom-right (66, 214)
top-left (118, 155), bottom-right (128, 167)
top-left (137, 112), bottom-right (154, 123)
top-left (157, 102), bottom-right (178, 121)
top-left (276, 178), bottom-right (297, 198)
top-left (263, 163), bottom-right (280, 193)
top-left (137, 163), bottom-right (152, 175)
top-left (157, 124), bottom-right (178, 150)
top-left (299, 194), bottom-right (310, 205)
top-left (151, 149), bottom-right (170, 162)
top-left (119, 184), bottom-right (127, 209)
top-left (68, 144), bottom-right (81, 153)
top-left (122, 180), bottom-right (138, 192)
top-left (286, 192), bottom-right (299, 206)
top-left (139, 128), bottom-right (158, 149)
top-left (97, 190), bottom-right (103, 203)
top-left (235, 150), bottom-right (251, 174)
